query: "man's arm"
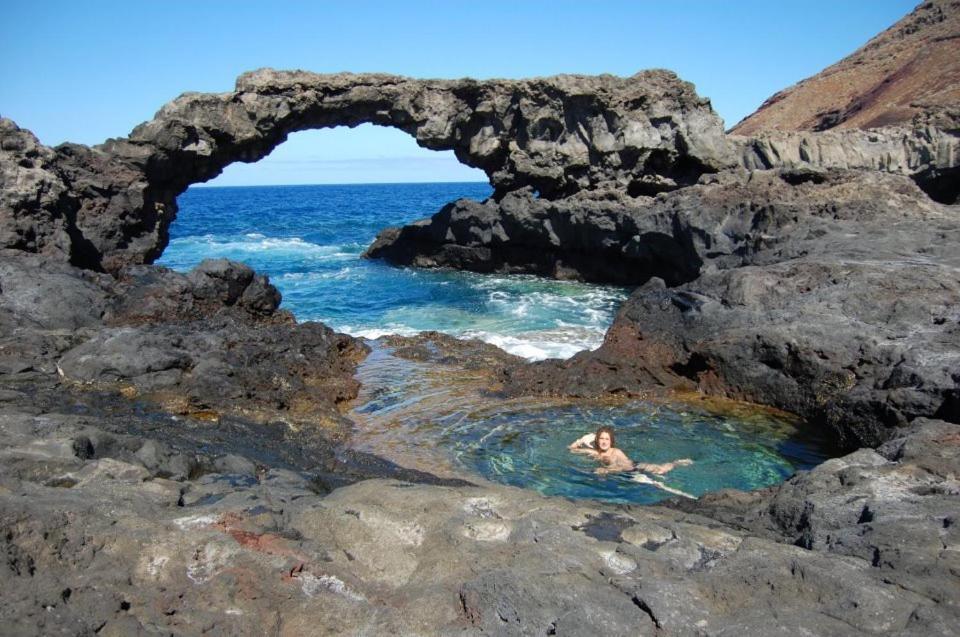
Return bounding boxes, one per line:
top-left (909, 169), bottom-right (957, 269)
top-left (568, 433), bottom-right (596, 451)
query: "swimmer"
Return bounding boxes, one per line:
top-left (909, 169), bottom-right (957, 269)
top-left (568, 426), bottom-right (694, 476)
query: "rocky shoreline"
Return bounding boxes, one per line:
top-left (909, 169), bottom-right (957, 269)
top-left (2, 1), bottom-right (960, 633)
top-left (0, 252), bottom-right (956, 635)
top-left (1, 308), bottom-right (957, 633)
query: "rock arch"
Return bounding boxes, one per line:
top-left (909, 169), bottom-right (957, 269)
top-left (0, 69), bottom-right (731, 272)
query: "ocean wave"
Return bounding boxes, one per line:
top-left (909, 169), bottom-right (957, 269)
top-left (339, 325), bottom-right (422, 340)
top-left (463, 327), bottom-right (604, 361)
top-left (463, 334), bottom-right (591, 361)
top-left (483, 288), bottom-right (627, 328)
top-left (331, 321), bottom-right (604, 361)
top-left (278, 267), bottom-right (355, 281)
top-left (165, 235), bottom-right (362, 260)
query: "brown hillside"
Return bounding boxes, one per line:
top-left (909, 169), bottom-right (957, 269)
top-left (731, 0), bottom-right (960, 134)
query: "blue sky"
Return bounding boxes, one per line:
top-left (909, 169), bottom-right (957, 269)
top-left (1, 1), bottom-right (917, 186)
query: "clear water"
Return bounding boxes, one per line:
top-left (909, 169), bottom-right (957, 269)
top-left (159, 183), bottom-right (629, 360)
top-left (449, 403), bottom-right (826, 504)
top-left (349, 342), bottom-right (831, 505)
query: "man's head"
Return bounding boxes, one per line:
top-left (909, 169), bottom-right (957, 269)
top-left (595, 426), bottom-right (615, 451)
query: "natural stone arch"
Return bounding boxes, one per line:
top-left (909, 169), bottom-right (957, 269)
top-left (1, 69), bottom-right (732, 272)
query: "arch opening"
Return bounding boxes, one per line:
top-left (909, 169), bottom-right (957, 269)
top-left (199, 125), bottom-right (488, 188)
top-left (156, 124), bottom-right (627, 361)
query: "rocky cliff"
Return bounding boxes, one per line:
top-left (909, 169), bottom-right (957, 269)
top-left (730, 0), bottom-right (960, 134)
top-left (733, 120), bottom-right (960, 203)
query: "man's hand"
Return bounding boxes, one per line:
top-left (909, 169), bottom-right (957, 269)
top-left (569, 433), bottom-right (596, 450)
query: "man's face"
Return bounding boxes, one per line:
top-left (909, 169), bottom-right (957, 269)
top-left (597, 431), bottom-right (612, 451)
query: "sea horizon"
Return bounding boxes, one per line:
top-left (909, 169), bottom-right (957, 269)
top-left (189, 178), bottom-right (490, 190)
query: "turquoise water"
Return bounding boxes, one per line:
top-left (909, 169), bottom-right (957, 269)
top-left (448, 403), bottom-right (827, 504)
top-left (159, 183), bottom-right (628, 360)
top-left (349, 343), bottom-right (831, 505)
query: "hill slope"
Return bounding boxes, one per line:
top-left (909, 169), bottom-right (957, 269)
top-left (731, 0), bottom-right (960, 134)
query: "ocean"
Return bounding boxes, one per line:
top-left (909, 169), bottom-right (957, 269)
top-left (158, 182), bottom-right (629, 360)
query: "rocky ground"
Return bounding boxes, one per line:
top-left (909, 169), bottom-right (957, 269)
top-left (2, 384), bottom-right (957, 635)
top-left (0, 251), bottom-right (957, 636)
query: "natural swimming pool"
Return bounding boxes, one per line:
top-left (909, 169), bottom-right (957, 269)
top-left (349, 342), bottom-right (832, 505)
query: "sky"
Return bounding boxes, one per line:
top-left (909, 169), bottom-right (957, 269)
top-left (0, 0), bottom-right (918, 186)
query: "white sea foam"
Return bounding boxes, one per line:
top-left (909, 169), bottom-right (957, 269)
top-left (279, 267), bottom-right (354, 281)
top-left (463, 329), bottom-right (604, 361)
top-left (335, 322), bottom-right (604, 361)
top-left (341, 325), bottom-right (422, 340)
top-left (166, 235), bottom-right (359, 261)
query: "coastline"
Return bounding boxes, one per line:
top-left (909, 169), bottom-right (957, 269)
top-left (1, 1), bottom-right (959, 631)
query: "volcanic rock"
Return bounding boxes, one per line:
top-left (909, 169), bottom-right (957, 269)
top-left (496, 169), bottom-right (960, 448)
top-left (1, 408), bottom-right (956, 635)
top-left (0, 252), bottom-right (366, 435)
top-left (0, 69), bottom-right (733, 271)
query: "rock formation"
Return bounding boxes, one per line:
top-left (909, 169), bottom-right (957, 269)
top-left (0, 69), bottom-right (732, 272)
top-left (730, 0), bottom-right (960, 134)
top-left (1, 2), bottom-right (959, 633)
top-left (490, 169), bottom-right (960, 449)
top-left (3, 21), bottom-right (958, 273)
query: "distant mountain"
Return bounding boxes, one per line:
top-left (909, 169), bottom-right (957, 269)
top-left (731, 0), bottom-right (960, 134)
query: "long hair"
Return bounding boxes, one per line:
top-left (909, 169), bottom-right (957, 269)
top-left (594, 425), bottom-right (616, 450)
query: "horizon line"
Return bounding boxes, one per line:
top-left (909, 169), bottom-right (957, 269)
top-left (190, 178), bottom-right (491, 189)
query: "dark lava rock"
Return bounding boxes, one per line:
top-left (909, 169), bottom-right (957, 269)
top-left (490, 170), bottom-right (960, 449)
top-left (0, 68), bottom-right (731, 271)
top-left (0, 252), bottom-right (367, 434)
top-left (4, 64), bottom-right (954, 272)
top-left (2, 412), bottom-right (956, 635)
top-left (666, 418), bottom-right (960, 615)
